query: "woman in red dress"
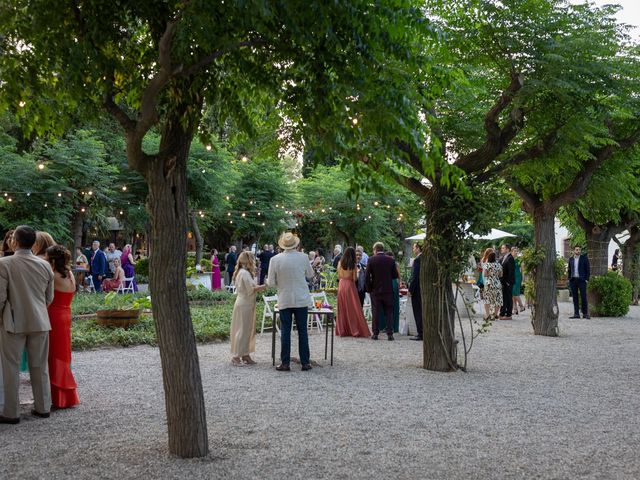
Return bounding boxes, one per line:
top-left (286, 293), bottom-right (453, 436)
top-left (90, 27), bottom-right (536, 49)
top-left (45, 245), bottom-right (80, 409)
top-left (336, 247), bottom-right (371, 337)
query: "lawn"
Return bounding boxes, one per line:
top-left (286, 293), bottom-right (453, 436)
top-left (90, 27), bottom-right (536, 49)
top-left (70, 287), bottom-right (336, 351)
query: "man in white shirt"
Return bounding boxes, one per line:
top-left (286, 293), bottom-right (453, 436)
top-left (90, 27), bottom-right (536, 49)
top-left (105, 243), bottom-right (122, 278)
top-left (268, 232), bottom-right (314, 371)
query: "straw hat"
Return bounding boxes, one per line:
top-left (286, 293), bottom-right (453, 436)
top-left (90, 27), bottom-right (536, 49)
top-left (278, 232), bottom-right (300, 250)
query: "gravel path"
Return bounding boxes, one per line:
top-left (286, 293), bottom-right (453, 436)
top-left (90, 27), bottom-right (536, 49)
top-left (1, 302), bottom-right (639, 480)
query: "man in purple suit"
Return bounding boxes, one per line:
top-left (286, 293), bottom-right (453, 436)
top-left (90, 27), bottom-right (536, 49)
top-left (364, 242), bottom-right (398, 341)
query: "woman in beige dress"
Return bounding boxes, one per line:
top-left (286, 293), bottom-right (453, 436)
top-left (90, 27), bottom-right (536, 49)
top-left (230, 251), bottom-right (266, 366)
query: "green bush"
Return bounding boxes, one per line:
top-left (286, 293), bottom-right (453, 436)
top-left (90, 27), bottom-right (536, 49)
top-left (588, 271), bottom-right (632, 317)
top-left (135, 258), bottom-right (150, 277)
top-left (187, 286), bottom-right (234, 303)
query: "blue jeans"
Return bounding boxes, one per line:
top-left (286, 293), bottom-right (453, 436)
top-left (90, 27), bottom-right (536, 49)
top-left (279, 307), bottom-right (310, 366)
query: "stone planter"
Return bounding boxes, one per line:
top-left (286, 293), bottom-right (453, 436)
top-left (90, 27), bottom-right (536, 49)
top-left (96, 309), bottom-right (141, 328)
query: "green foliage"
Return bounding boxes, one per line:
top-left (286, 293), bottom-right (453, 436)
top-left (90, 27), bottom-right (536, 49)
top-left (101, 292), bottom-right (151, 311)
top-left (72, 314), bottom-right (157, 350)
top-left (186, 287), bottom-right (234, 303)
top-left (588, 272), bottom-right (633, 317)
top-left (134, 258), bottom-right (149, 277)
top-left (555, 256), bottom-right (568, 281)
top-left (296, 164), bottom-right (422, 253)
top-left (320, 266), bottom-right (338, 291)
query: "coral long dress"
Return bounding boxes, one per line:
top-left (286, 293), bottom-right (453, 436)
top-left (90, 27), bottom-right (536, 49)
top-left (336, 266), bottom-right (371, 337)
top-left (211, 256), bottom-right (222, 290)
top-left (48, 290), bottom-right (80, 408)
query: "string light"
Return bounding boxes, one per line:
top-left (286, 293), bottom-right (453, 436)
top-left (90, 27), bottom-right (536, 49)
top-left (37, 163), bottom-right (45, 170)
top-left (122, 186), bottom-right (127, 191)
top-left (206, 145), bottom-right (212, 151)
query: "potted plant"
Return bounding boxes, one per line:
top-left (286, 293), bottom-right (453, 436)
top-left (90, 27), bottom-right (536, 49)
top-left (96, 292), bottom-right (152, 328)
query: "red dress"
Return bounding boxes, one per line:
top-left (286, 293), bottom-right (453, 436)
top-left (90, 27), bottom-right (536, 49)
top-left (48, 290), bottom-right (80, 408)
top-left (336, 267), bottom-right (371, 337)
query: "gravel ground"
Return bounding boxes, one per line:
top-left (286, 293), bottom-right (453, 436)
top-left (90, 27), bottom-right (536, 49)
top-left (1, 301), bottom-right (639, 480)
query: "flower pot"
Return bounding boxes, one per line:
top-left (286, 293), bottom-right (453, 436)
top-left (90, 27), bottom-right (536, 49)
top-left (96, 309), bottom-right (141, 328)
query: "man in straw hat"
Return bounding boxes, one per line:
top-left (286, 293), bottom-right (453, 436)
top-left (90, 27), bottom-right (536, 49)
top-left (267, 232), bottom-right (315, 371)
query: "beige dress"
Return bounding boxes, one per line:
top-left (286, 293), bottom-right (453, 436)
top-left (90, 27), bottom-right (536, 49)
top-left (230, 269), bottom-right (257, 357)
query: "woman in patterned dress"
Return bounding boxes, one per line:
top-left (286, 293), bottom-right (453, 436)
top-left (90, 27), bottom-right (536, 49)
top-left (481, 250), bottom-right (503, 320)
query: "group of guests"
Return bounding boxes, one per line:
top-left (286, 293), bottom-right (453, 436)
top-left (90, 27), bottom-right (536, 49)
top-left (76, 241), bottom-right (138, 293)
top-left (478, 244), bottom-right (525, 321)
top-left (0, 225), bottom-right (80, 424)
top-left (227, 233), bottom-right (424, 371)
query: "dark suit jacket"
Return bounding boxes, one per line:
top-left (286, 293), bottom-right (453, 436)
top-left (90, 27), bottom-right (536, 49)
top-left (365, 253), bottom-right (398, 296)
top-left (409, 254), bottom-right (421, 297)
top-left (90, 249), bottom-right (107, 276)
top-left (500, 253), bottom-right (516, 286)
top-left (226, 252), bottom-right (237, 274)
top-left (568, 254), bottom-right (590, 281)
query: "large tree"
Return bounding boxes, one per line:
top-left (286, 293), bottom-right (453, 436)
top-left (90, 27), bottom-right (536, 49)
top-left (330, 0), bottom-right (640, 368)
top-left (0, 1), bottom-right (435, 456)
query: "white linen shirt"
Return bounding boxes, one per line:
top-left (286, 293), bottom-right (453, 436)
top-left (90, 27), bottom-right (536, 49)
top-left (267, 250), bottom-right (314, 309)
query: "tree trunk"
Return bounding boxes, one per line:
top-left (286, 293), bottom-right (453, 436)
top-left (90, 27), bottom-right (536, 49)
top-left (623, 225), bottom-right (640, 305)
top-left (190, 210), bottom-right (204, 266)
top-left (579, 218), bottom-right (621, 276)
top-left (144, 118), bottom-right (208, 457)
top-left (420, 191), bottom-right (457, 372)
top-left (531, 207), bottom-right (559, 336)
top-left (71, 210), bottom-right (84, 253)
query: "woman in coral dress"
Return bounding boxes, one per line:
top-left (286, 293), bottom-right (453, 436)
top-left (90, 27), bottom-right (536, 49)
top-left (336, 247), bottom-right (371, 337)
top-left (211, 249), bottom-right (222, 290)
top-left (101, 257), bottom-right (125, 292)
top-left (45, 245), bottom-right (80, 409)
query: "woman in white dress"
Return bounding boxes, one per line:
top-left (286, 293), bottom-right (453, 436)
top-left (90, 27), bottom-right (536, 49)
top-left (230, 252), bottom-right (266, 366)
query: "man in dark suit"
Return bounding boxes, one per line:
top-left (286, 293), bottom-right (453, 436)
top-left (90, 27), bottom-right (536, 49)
top-left (499, 244), bottom-right (516, 320)
top-left (226, 246), bottom-right (237, 286)
top-left (89, 240), bottom-right (108, 293)
top-left (257, 244), bottom-right (273, 285)
top-left (568, 245), bottom-right (590, 319)
top-left (365, 242), bottom-right (398, 341)
top-left (408, 243), bottom-right (423, 341)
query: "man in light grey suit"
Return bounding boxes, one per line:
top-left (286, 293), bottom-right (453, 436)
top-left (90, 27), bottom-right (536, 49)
top-left (0, 225), bottom-right (54, 424)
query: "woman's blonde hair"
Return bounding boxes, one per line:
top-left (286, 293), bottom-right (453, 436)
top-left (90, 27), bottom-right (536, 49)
top-left (33, 231), bottom-right (56, 256)
top-left (233, 251), bottom-right (256, 283)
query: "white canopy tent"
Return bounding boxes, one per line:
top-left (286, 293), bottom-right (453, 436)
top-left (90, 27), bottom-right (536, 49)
top-left (471, 228), bottom-right (517, 241)
top-left (404, 232), bottom-right (426, 240)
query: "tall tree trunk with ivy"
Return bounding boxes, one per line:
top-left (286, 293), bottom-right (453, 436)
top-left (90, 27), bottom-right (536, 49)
top-left (530, 206), bottom-right (560, 336)
top-left (420, 188), bottom-right (458, 371)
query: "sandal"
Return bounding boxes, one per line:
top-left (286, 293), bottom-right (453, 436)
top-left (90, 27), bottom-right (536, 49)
top-left (242, 355), bottom-right (257, 365)
top-left (231, 357), bottom-right (243, 367)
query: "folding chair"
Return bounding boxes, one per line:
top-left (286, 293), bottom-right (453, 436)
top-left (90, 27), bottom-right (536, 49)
top-left (86, 275), bottom-right (96, 293)
top-left (260, 295), bottom-right (278, 334)
top-left (116, 277), bottom-right (135, 294)
top-left (308, 291), bottom-right (328, 332)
